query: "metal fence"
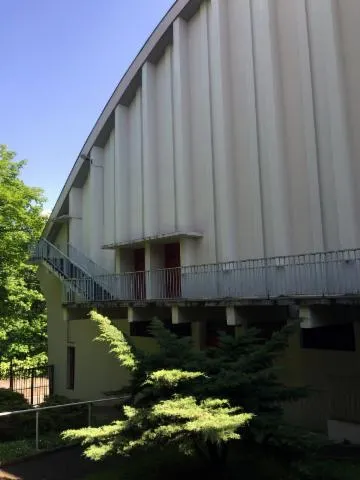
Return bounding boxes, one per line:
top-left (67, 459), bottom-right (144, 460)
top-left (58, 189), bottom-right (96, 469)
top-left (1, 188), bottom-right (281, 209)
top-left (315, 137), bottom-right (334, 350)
top-left (62, 248), bottom-right (360, 304)
top-left (0, 396), bottom-right (128, 451)
top-left (4, 365), bottom-right (54, 406)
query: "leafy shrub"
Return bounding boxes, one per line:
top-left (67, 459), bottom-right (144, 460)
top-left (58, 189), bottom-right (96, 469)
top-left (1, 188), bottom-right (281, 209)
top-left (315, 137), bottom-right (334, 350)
top-left (39, 395), bottom-right (88, 433)
top-left (0, 388), bottom-right (32, 441)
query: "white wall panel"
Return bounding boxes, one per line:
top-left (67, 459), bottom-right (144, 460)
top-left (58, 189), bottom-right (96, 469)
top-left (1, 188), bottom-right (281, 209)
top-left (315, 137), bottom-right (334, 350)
top-left (142, 62), bottom-right (159, 237)
top-left (115, 105), bottom-right (129, 244)
top-left (155, 47), bottom-right (176, 234)
top-left (103, 130), bottom-right (115, 247)
top-left (128, 90), bottom-right (144, 241)
top-left (187, 5), bottom-right (217, 264)
top-left (208, 0), bottom-right (238, 262)
top-left (307, 0), bottom-right (357, 249)
top-left (81, 177), bottom-right (90, 256)
top-left (251, 0), bottom-right (290, 257)
top-left (173, 17), bottom-right (193, 234)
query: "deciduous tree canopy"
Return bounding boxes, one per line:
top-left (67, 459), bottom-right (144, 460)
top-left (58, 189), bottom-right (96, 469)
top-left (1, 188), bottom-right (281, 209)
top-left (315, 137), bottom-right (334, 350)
top-left (0, 145), bottom-right (47, 365)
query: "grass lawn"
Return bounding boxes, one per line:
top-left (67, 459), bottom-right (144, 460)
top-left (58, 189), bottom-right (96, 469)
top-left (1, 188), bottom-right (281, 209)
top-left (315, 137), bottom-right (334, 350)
top-left (0, 434), bottom-right (69, 466)
top-left (84, 447), bottom-right (360, 480)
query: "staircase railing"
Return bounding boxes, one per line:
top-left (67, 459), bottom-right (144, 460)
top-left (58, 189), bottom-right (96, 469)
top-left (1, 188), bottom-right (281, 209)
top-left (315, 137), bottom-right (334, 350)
top-left (30, 238), bottom-right (87, 280)
top-left (30, 238), bottom-right (114, 301)
top-left (67, 243), bottom-right (111, 278)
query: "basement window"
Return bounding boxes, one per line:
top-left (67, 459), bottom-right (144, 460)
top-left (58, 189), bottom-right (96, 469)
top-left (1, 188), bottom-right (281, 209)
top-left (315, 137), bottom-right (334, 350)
top-left (301, 322), bottom-right (355, 352)
top-left (129, 319), bottom-right (192, 338)
top-left (67, 346), bottom-right (75, 390)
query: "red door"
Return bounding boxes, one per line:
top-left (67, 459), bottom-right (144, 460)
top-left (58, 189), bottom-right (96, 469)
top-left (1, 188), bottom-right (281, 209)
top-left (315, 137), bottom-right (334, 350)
top-left (164, 243), bottom-right (181, 298)
top-left (134, 248), bottom-right (146, 300)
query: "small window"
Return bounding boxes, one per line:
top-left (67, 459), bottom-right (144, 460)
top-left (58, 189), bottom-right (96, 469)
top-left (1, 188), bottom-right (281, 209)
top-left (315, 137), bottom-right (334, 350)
top-left (67, 346), bottom-right (75, 390)
top-left (301, 322), bottom-right (355, 351)
top-left (130, 321), bottom-right (152, 337)
top-left (130, 319), bottom-right (192, 338)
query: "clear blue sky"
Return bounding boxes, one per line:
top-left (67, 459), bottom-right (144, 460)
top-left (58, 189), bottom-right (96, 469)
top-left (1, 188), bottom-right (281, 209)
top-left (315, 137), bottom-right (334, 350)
top-left (0, 0), bottom-right (174, 210)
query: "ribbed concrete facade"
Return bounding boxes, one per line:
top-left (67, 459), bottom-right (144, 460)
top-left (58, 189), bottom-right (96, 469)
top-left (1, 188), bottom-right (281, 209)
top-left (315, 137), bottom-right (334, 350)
top-left (50, 0), bottom-right (360, 271)
top-left (39, 1), bottom-right (360, 432)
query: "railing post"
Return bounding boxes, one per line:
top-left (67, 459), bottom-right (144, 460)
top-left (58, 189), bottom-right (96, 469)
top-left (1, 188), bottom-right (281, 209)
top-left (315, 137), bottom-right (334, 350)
top-left (30, 368), bottom-right (35, 405)
top-left (88, 402), bottom-right (92, 426)
top-left (35, 411), bottom-right (39, 450)
top-left (48, 365), bottom-right (54, 397)
top-left (9, 359), bottom-right (14, 391)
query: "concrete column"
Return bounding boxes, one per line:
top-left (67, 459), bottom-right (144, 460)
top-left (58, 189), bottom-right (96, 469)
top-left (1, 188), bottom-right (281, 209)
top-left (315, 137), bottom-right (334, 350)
top-left (128, 307), bottom-right (146, 323)
top-left (191, 320), bottom-right (206, 350)
top-left (142, 62), bottom-right (158, 237)
top-left (251, 0), bottom-right (290, 256)
top-left (89, 146), bottom-right (104, 264)
top-left (226, 307), bottom-right (250, 339)
top-left (299, 305), bottom-right (329, 329)
top-left (208, 0), bottom-right (237, 262)
top-left (114, 104), bottom-right (129, 244)
top-left (68, 187), bottom-right (83, 249)
top-left (172, 306), bottom-right (191, 325)
top-left (145, 243), bottom-right (164, 299)
top-left (226, 307), bottom-right (248, 327)
top-left (307, 0), bottom-right (356, 249)
top-left (173, 18), bottom-right (193, 233)
top-left (180, 238), bottom-right (197, 267)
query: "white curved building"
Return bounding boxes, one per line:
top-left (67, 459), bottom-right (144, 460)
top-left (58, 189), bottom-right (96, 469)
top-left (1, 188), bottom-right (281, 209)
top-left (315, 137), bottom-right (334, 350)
top-left (35, 0), bottom-right (360, 439)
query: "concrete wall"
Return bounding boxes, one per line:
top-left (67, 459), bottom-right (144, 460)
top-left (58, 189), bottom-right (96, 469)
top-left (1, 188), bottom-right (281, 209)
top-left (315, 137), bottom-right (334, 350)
top-left (280, 320), bottom-right (360, 432)
top-left (60, 0), bottom-right (360, 272)
top-left (37, 265), bottom-right (68, 397)
top-left (37, 265), bottom-right (159, 399)
top-left (54, 223), bottom-right (68, 253)
top-left (64, 316), bottom-right (158, 399)
top-left (67, 318), bottom-right (129, 399)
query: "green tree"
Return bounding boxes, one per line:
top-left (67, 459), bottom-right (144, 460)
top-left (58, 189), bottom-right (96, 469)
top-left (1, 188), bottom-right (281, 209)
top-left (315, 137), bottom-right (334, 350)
top-left (63, 312), bottom-right (253, 469)
top-left (63, 312), bottom-right (316, 472)
top-left (0, 145), bottom-right (47, 366)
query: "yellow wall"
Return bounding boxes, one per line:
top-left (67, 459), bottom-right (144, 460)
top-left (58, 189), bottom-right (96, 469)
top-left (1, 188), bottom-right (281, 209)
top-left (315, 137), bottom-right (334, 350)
top-left (38, 265), bottom-right (68, 396)
top-left (67, 318), bottom-right (157, 399)
top-left (281, 322), bottom-right (360, 432)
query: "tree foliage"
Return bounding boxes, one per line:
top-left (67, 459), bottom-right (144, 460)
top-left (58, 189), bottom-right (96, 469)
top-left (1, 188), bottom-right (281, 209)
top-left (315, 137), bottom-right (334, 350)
top-left (0, 145), bottom-right (47, 364)
top-left (63, 312), bottom-right (253, 466)
top-left (63, 312), bottom-right (316, 469)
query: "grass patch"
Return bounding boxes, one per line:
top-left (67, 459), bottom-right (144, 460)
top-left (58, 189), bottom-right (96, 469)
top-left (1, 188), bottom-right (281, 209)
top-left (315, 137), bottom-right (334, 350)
top-left (0, 433), bottom-right (69, 466)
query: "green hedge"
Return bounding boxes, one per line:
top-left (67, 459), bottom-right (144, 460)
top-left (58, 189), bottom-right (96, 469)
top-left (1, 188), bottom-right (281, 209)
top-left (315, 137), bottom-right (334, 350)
top-left (0, 389), bottom-right (33, 441)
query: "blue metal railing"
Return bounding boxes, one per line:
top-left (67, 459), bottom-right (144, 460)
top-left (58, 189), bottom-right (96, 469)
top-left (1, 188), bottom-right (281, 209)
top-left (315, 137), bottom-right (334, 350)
top-left (61, 248), bottom-right (360, 304)
top-left (30, 238), bottom-right (114, 301)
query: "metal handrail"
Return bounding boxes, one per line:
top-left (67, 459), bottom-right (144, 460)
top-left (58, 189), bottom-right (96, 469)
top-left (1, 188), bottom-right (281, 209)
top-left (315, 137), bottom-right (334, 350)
top-left (62, 247), bottom-right (360, 303)
top-left (30, 238), bottom-right (90, 277)
top-left (30, 238), bottom-right (115, 301)
top-left (67, 243), bottom-right (111, 278)
top-left (0, 396), bottom-right (129, 451)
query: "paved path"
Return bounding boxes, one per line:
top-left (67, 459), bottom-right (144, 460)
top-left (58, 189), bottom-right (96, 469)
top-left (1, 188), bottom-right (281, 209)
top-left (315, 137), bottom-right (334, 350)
top-left (0, 446), bottom-right (118, 480)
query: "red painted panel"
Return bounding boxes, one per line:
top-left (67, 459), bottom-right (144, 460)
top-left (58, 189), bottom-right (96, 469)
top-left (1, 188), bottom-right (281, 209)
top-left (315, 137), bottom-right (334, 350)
top-left (164, 243), bottom-right (180, 268)
top-left (164, 243), bottom-right (181, 298)
top-left (133, 248), bottom-right (145, 300)
top-left (134, 248), bottom-right (145, 271)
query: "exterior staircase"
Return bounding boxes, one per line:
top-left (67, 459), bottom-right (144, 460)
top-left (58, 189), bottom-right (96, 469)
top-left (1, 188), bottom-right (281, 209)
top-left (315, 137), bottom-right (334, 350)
top-left (30, 238), bottom-right (114, 302)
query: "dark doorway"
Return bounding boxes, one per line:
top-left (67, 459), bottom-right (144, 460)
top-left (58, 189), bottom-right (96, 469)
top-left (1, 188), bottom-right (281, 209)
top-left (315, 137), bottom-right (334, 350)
top-left (164, 243), bottom-right (181, 298)
top-left (134, 248), bottom-right (146, 300)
